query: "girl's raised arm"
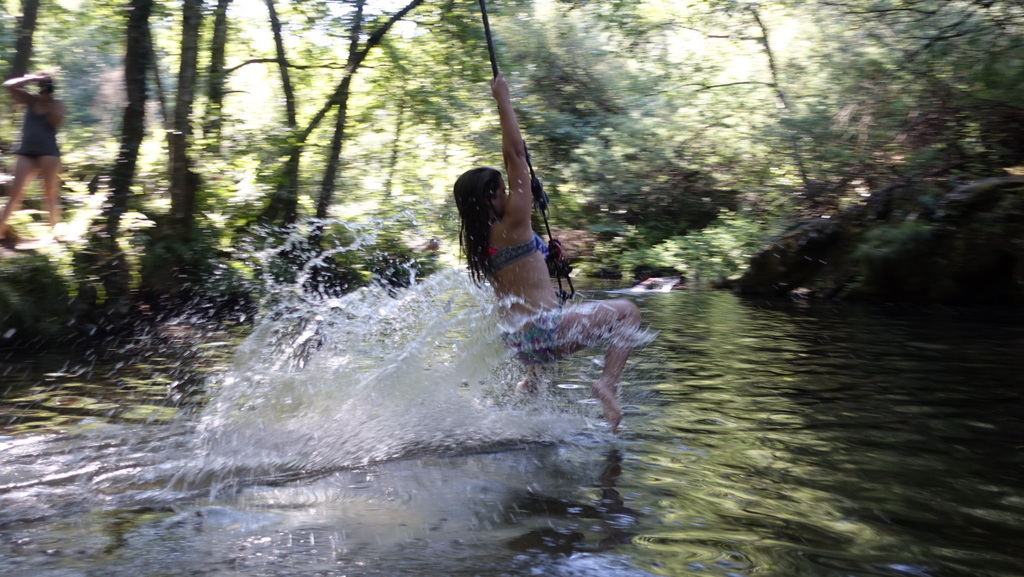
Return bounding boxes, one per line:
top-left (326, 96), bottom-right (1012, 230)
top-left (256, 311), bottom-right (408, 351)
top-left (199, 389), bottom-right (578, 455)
top-left (492, 73), bottom-right (533, 231)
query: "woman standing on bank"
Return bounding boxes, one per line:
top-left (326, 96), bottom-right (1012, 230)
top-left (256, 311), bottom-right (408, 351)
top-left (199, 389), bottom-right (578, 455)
top-left (0, 72), bottom-right (65, 243)
top-left (453, 73), bottom-right (644, 433)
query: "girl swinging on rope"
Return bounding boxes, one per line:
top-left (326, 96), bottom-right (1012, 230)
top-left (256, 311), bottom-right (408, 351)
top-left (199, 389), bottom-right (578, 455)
top-left (453, 73), bottom-right (646, 433)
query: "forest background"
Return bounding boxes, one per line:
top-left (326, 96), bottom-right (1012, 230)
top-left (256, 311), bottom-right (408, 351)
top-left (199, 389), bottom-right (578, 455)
top-left (1, 0), bottom-right (1023, 344)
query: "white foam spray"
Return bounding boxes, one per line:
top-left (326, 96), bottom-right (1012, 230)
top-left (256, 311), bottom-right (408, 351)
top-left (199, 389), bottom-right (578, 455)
top-left (185, 268), bottom-right (585, 486)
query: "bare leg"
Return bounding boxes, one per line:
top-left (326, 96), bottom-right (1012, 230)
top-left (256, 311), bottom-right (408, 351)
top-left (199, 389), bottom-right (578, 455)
top-left (0, 155), bottom-right (39, 240)
top-left (516, 364), bottom-right (541, 394)
top-left (556, 300), bottom-right (642, 432)
top-left (38, 155), bottom-right (62, 232)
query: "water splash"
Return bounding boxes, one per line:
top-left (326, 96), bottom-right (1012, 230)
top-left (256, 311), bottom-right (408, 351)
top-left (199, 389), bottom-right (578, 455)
top-left (183, 268), bottom-right (585, 488)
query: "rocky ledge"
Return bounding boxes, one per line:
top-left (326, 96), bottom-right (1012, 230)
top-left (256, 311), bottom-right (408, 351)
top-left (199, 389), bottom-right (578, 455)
top-left (737, 176), bottom-right (1024, 304)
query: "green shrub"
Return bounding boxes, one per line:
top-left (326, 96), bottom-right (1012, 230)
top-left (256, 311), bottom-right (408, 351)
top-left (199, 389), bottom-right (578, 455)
top-left (852, 220), bottom-right (944, 298)
top-left (610, 210), bottom-right (768, 285)
top-left (0, 254), bottom-right (72, 341)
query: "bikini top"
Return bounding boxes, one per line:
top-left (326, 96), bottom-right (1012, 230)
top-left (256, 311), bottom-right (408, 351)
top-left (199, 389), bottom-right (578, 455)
top-left (486, 232), bottom-right (548, 274)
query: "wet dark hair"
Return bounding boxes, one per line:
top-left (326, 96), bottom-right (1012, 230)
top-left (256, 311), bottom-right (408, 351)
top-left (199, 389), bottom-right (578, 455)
top-left (453, 166), bottom-right (502, 284)
top-left (37, 75), bottom-right (54, 94)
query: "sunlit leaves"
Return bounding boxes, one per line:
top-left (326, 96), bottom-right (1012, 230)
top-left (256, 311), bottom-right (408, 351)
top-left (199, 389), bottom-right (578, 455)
top-left (5, 0), bottom-right (1024, 293)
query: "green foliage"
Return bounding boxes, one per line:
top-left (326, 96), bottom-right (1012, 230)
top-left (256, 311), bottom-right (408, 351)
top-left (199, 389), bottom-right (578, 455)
top-left (852, 220), bottom-right (943, 298)
top-left (2, 0), bottom-right (1023, 329)
top-left (0, 254), bottom-right (71, 341)
top-left (139, 226), bottom-right (240, 301)
top-left (854, 220), bottom-right (935, 264)
top-left (593, 209), bottom-right (771, 284)
top-left (222, 218), bottom-right (442, 308)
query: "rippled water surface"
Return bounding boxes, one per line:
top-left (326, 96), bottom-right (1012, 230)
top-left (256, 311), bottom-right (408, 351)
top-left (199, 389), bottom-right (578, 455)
top-left (2, 274), bottom-right (1023, 577)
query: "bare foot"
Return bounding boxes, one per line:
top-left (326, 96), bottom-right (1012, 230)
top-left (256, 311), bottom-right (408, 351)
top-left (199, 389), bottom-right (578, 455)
top-left (591, 380), bottom-right (622, 433)
top-left (515, 366), bottom-right (542, 395)
top-left (515, 375), bottom-right (540, 394)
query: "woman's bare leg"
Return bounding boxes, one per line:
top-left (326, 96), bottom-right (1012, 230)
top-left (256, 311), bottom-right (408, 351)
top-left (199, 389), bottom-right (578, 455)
top-left (0, 155), bottom-right (39, 240)
top-left (38, 155), bottom-right (62, 231)
top-left (557, 299), bottom-right (642, 432)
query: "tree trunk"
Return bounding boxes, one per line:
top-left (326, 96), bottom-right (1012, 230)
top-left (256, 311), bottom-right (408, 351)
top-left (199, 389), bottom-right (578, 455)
top-left (749, 6), bottom-right (809, 188)
top-left (4, 0), bottom-right (39, 151)
top-left (315, 0), bottom-right (364, 221)
top-left (149, 29), bottom-right (170, 128)
top-left (168, 0), bottom-right (203, 231)
top-left (203, 0), bottom-right (233, 148)
top-left (9, 0), bottom-right (39, 78)
top-left (315, 0), bottom-right (425, 219)
top-left (106, 0), bottom-right (151, 239)
top-left (384, 93), bottom-right (407, 196)
top-left (317, 75), bottom-right (354, 220)
top-left (258, 0), bottom-right (300, 225)
top-left (85, 0), bottom-right (152, 313)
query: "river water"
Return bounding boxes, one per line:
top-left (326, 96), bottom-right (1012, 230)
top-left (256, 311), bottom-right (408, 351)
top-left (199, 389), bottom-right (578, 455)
top-left (1, 270), bottom-right (1023, 577)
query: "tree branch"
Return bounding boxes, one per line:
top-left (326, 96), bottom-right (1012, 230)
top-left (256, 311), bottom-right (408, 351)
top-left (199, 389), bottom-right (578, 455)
top-left (300, 0), bottom-right (427, 143)
top-left (223, 58), bottom-right (347, 75)
top-left (680, 81), bottom-right (775, 92)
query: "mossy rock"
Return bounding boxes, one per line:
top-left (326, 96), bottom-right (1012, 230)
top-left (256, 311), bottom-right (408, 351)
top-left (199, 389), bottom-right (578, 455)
top-left (738, 176), bottom-right (1024, 303)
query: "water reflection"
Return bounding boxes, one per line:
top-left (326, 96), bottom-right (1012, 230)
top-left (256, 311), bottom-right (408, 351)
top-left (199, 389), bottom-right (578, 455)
top-left (619, 292), bottom-right (1024, 577)
top-left (0, 322), bottom-right (241, 435)
top-left (506, 450), bottom-right (638, 554)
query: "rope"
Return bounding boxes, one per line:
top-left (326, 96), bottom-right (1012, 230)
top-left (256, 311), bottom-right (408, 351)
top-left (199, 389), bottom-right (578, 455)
top-left (477, 0), bottom-right (575, 302)
top-left (478, 0), bottom-right (499, 79)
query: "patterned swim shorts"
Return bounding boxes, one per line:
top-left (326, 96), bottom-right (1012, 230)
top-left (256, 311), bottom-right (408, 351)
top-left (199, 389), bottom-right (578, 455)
top-left (501, 309), bottom-right (561, 365)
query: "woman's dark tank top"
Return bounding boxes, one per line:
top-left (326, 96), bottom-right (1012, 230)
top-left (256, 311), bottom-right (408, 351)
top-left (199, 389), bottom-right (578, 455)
top-left (16, 106), bottom-right (60, 157)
